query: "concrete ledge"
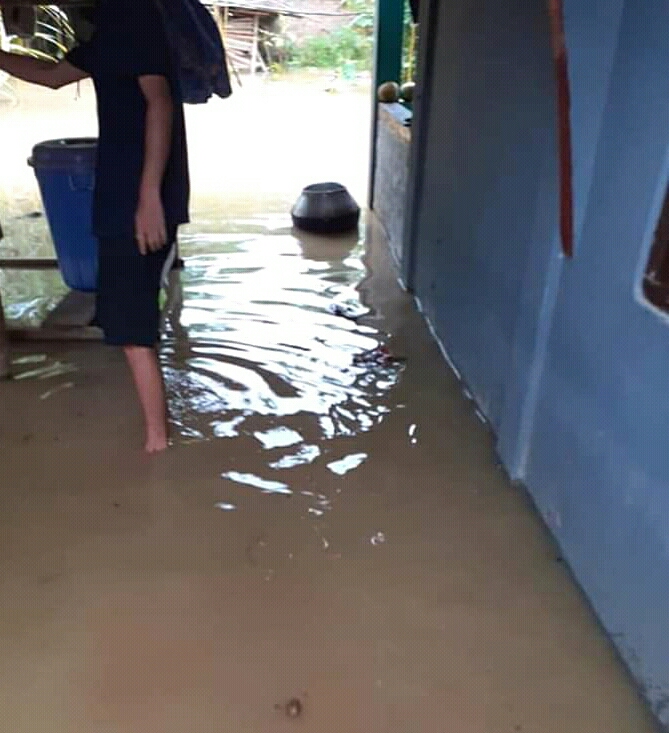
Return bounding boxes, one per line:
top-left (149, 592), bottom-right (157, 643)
top-left (379, 102), bottom-right (412, 141)
top-left (372, 103), bottom-right (412, 266)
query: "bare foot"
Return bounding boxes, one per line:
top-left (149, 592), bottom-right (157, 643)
top-left (123, 345), bottom-right (170, 454)
top-left (144, 433), bottom-right (169, 453)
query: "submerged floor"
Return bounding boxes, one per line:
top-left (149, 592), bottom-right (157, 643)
top-left (0, 215), bottom-right (661, 732)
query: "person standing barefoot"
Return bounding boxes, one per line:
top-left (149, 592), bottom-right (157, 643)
top-left (0, 0), bottom-right (190, 452)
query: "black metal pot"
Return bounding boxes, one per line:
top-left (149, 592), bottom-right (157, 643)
top-left (291, 182), bottom-right (360, 235)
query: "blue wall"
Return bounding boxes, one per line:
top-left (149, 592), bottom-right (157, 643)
top-left (407, 0), bottom-right (669, 724)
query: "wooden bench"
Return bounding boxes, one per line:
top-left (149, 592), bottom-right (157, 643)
top-left (0, 256), bottom-right (183, 379)
top-left (0, 259), bottom-right (102, 380)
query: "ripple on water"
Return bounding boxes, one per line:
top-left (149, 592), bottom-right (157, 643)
top-left (269, 445), bottom-right (321, 469)
top-left (163, 231), bottom-right (405, 455)
top-left (221, 471), bottom-right (292, 495)
top-left (326, 453), bottom-right (368, 476)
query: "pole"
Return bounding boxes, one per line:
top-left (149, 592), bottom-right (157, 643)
top-left (368, 0), bottom-right (405, 209)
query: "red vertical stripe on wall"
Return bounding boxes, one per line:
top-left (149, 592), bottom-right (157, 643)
top-left (548, 0), bottom-right (574, 258)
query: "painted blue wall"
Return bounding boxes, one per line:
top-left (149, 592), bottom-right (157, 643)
top-left (410, 0), bottom-right (559, 430)
top-left (408, 0), bottom-right (669, 724)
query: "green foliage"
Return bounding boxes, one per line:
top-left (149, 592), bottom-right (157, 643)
top-left (345, 0), bottom-right (374, 31)
top-left (402, 15), bottom-right (418, 83)
top-left (283, 0), bottom-right (417, 78)
top-left (290, 25), bottom-right (373, 70)
top-left (281, 0), bottom-right (373, 70)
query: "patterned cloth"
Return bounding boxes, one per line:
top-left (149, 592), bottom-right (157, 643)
top-left (152, 0), bottom-right (232, 104)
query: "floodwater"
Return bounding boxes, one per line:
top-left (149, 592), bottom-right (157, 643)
top-left (0, 76), bottom-right (663, 732)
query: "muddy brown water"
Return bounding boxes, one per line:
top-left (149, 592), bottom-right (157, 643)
top-left (0, 76), bottom-right (662, 732)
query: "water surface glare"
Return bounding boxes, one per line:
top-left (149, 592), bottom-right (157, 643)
top-left (162, 231), bottom-right (405, 457)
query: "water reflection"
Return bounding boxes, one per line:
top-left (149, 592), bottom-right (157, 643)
top-left (221, 471), bottom-right (292, 495)
top-left (39, 381), bottom-right (74, 400)
top-left (12, 360), bottom-right (77, 380)
top-left (12, 354), bottom-right (47, 365)
top-left (253, 427), bottom-right (303, 450)
top-left (214, 502), bottom-right (237, 511)
top-left (3, 222), bottom-right (405, 493)
top-left (163, 228), bottom-right (405, 452)
top-left (0, 270), bottom-right (68, 325)
top-left (269, 445), bottom-right (321, 469)
top-left (327, 453), bottom-right (368, 476)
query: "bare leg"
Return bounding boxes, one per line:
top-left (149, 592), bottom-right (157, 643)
top-left (123, 344), bottom-right (169, 453)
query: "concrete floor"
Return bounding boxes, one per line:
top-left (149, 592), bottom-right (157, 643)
top-left (0, 214), bottom-right (661, 732)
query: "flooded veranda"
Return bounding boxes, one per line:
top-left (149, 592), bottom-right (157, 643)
top-left (0, 76), bottom-right (662, 732)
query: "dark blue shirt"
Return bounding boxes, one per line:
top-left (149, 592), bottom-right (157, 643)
top-left (66, 0), bottom-right (190, 238)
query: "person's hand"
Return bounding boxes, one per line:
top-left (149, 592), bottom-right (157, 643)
top-left (135, 191), bottom-right (167, 254)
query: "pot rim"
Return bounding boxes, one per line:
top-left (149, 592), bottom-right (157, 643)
top-left (302, 182), bottom-right (347, 194)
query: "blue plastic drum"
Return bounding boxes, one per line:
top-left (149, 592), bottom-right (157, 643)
top-left (29, 138), bottom-right (98, 292)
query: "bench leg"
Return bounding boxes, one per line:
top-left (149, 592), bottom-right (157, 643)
top-left (0, 291), bottom-right (9, 379)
